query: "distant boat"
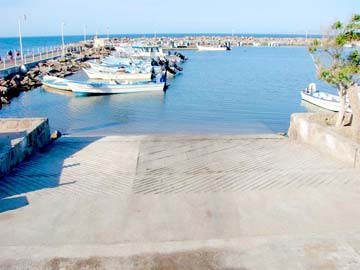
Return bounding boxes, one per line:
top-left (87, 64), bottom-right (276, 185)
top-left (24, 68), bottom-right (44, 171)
top-left (301, 83), bottom-right (351, 112)
top-left (83, 68), bottom-right (152, 81)
top-left (196, 45), bottom-right (230, 51)
top-left (67, 80), bottom-right (166, 96)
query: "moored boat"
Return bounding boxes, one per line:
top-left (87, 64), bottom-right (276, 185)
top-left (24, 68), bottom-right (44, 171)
top-left (83, 68), bottom-right (153, 81)
top-left (300, 83), bottom-right (351, 112)
top-left (41, 75), bottom-right (72, 91)
top-left (197, 45), bottom-right (230, 51)
top-left (67, 80), bottom-right (166, 95)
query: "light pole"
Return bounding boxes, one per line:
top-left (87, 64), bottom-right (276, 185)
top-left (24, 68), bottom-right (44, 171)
top-left (84, 25), bottom-right (87, 42)
top-left (18, 16), bottom-right (24, 64)
top-left (107, 26), bottom-right (110, 40)
top-left (61, 22), bottom-right (65, 57)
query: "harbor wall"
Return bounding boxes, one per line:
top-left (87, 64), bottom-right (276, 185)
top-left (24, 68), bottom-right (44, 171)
top-left (0, 118), bottom-right (51, 177)
top-left (288, 113), bottom-right (360, 168)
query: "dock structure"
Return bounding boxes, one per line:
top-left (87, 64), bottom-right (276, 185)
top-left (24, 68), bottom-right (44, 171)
top-left (0, 44), bottom-right (84, 78)
top-left (0, 134), bottom-right (360, 269)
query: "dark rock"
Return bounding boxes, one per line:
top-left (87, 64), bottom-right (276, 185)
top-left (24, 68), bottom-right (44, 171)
top-left (0, 86), bottom-right (8, 94)
top-left (10, 75), bottom-right (21, 88)
top-left (51, 130), bottom-right (62, 141)
top-left (1, 97), bottom-right (10, 104)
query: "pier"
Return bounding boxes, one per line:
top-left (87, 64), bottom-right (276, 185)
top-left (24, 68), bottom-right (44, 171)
top-left (0, 44), bottom-right (84, 77)
top-left (0, 134), bottom-right (360, 269)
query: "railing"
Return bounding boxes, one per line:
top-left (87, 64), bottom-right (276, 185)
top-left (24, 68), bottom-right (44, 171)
top-left (0, 44), bottom-right (84, 70)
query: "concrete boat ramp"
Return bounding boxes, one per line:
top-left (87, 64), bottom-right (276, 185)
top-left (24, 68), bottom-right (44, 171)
top-left (0, 134), bottom-right (360, 269)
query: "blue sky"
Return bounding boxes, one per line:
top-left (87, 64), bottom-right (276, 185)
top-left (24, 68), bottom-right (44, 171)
top-left (0, 0), bottom-right (359, 37)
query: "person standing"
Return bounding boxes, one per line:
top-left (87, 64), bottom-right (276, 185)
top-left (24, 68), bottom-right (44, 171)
top-left (7, 50), bottom-right (13, 61)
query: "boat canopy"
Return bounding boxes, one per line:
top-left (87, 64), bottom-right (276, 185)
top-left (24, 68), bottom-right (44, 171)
top-left (132, 45), bottom-right (161, 52)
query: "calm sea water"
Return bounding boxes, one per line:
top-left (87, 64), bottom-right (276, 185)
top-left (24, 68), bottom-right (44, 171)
top-left (0, 46), bottom-right (334, 135)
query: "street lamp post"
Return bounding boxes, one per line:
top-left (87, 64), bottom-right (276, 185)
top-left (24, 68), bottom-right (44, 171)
top-left (18, 17), bottom-right (24, 65)
top-left (84, 25), bottom-right (87, 42)
top-left (61, 22), bottom-right (65, 57)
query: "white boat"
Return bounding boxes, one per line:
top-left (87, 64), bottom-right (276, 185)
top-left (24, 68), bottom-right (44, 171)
top-left (196, 45), bottom-right (229, 51)
top-left (301, 83), bottom-right (351, 112)
top-left (67, 81), bottom-right (166, 95)
top-left (88, 61), bottom-right (155, 74)
top-left (131, 45), bottom-right (165, 58)
top-left (41, 75), bottom-right (72, 91)
top-left (83, 68), bottom-right (152, 81)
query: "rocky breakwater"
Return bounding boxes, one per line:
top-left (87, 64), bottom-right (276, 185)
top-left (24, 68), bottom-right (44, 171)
top-left (0, 46), bottom-right (112, 109)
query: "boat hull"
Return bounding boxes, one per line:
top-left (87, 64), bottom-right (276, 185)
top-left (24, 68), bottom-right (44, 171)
top-left (41, 76), bottom-right (71, 91)
top-left (301, 91), bottom-right (351, 112)
top-left (197, 45), bottom-right (228, 51)
top-left (67, 82), bottom-right (165, 95)
top-left (83, 68), bottom-right (152, 81)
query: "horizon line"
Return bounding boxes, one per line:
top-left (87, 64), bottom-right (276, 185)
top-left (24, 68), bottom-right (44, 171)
top-left (0, 32), bottom-right (322, 39)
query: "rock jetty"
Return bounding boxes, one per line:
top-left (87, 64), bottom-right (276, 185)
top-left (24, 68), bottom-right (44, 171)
top-left (0, 46), bottom-right (112, 108)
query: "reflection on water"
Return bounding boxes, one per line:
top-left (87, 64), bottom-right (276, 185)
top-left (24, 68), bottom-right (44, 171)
top-left (42, 86), bottom-right (73, 97)
top-left (300, 100), bottom-right (331, 113)
top-left (0, 47), bottom-right (335, 135)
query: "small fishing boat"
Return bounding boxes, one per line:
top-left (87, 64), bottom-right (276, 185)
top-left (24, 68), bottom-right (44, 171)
top-left (131, 45), bottom-right (166, 58)
top-left (197, 45), bottom-right (230, 51)
top-left (83, 68), bottom-right (152, 81)
top-left (88, 61), bottom-right (155, 74)
top-left (301, 83), bottom-right (351, 112)
top-left (41, 75), bottom-right (72, 91)
top-left (67, 80), bottom-right (166, 96)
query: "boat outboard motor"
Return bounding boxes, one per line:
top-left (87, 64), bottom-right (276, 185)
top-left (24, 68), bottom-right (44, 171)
top-left (151, 67), bottom-right (156, 80)
top-left (172, 63), bottom-right (183, 72)
top-left (158, 57), bottom-right (168, 66)
top-left (225, 42), bottom-right (231, 50)
top-left (151, 58), bottom-right (159, 66)
top-left (157, 72), bottom-right (168, 91)
top-left (160, 59), bottom-right (176, 75)
top-left (175, 52), bottom-right (187, 60)
top-left (309, 83), bottom-right (317, 93)
top-left (165, 65), bottom-right (176, 75)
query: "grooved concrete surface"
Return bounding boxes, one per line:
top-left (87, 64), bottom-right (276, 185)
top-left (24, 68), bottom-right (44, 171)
top-left (0, 134), bottom-right (360, 269)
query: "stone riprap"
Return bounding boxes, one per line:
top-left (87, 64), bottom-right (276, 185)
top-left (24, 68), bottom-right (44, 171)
top-left (0, 134), bottom-right (360, 269)
top-left (0, 46), bottom-right (111, 107)
top-left (0, 118), bottom-right (51, 177)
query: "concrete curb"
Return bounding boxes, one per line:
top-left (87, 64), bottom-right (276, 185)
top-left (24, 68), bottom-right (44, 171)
top-left (288, 113), bottom-right (360, 168)
top-left (0, 118), bottom-right (51, 177)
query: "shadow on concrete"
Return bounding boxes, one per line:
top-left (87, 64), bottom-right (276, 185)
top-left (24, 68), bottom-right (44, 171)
top-left (0, 131), bottom-right (27, 153)
top-left (0, 196), bottom-right (28, 212)
top-left (0, 136), bottom-right (101, 213)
